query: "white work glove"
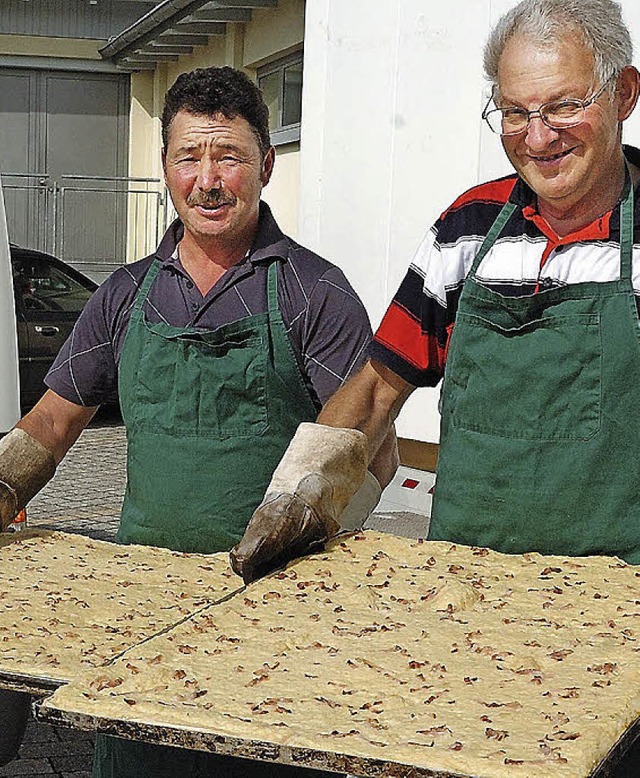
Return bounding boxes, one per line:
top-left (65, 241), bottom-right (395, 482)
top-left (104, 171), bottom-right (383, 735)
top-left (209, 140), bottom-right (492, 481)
top-left (0, 429), bottom-right (56, 531)
top-left (230, 423), bottom-right (369, 583)
top-left (338, 471), bottom-right (382, 531)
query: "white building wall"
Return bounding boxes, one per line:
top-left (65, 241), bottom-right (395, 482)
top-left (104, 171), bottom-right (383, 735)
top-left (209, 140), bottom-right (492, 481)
top-left (300, 0), bottom-right (640, 443)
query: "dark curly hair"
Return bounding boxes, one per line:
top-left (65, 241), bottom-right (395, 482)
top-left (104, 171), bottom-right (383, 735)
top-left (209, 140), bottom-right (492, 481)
top-left (161, 66), bottom-right (271, 156)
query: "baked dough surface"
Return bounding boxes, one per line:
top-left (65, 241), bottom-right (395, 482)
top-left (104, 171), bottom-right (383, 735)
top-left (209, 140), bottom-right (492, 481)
top-left (0, 530), bottom-right (238, 686)
top-left (42, 531), bottom-right (640, 777)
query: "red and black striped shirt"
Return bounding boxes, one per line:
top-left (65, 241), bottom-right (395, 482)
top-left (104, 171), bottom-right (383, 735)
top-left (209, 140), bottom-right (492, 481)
top-left (369, 145), bottom-right (640, 387)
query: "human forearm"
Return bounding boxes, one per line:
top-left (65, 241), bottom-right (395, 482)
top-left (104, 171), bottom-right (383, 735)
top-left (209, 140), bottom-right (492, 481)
top-left (17, 390), bottom-right (98, 465)
top-left (0, 430), bottom-right (56, 529)
top-left (231, 361), bottom-right (413, 581)
top-left (369, 427), bottom-right (399, 489)
top-left (0, 391), bottom-right (98, 529)
top-left (317, 359), bottom-right (414, 465)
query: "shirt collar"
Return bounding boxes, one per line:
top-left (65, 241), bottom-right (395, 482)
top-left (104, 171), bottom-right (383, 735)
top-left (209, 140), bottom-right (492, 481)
top-left (154, 200), bottom-right (289, 268)
top-left (249, 201), bottom-right (289, 263)
top-left (511, 143), bottom-right (640, 240)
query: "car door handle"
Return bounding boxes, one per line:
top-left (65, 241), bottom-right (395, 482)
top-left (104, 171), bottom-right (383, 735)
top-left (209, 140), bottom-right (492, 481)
top-left (34, 325), bottom-right (60, 336)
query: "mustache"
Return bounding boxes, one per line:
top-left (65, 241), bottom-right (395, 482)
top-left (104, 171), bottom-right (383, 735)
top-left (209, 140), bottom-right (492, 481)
top-left (187, 189), bottom-right (236, 208)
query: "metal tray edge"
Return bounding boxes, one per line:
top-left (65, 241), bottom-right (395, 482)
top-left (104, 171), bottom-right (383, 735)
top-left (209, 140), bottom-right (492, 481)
top-left (33, 700), bottom-right (472, 778)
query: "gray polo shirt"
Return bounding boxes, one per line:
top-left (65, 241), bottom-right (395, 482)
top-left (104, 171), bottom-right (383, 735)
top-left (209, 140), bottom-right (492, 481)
top-left (46, 202), bottom-right (372, 409)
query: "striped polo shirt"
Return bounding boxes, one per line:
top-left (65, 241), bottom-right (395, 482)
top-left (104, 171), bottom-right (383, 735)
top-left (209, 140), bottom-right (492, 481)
top-left (369, 145), bottom-right (640, 387)
top-left (46, 202), bottom-right (372, 409)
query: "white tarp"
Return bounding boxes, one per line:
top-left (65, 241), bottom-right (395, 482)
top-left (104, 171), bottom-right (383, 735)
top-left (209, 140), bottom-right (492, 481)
top-left (0, 176), bottom-right (20, 433)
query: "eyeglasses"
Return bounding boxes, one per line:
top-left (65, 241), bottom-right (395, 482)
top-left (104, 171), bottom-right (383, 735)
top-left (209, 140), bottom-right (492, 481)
top-left (482, 75), bottom-right (616, 136)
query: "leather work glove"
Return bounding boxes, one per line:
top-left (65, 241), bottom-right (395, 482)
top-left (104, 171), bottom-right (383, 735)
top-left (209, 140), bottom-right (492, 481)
top-left (230, 423), bottom-right (375, 583)
top-left (0, 429), bottom-right (56, 531)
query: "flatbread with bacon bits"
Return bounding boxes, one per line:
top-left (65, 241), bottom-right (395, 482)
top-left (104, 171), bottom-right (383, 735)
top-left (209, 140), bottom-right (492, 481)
top-left (42, 532), bottom-right (640, 777)
top-left (0, 530), bottom-right (239, 686)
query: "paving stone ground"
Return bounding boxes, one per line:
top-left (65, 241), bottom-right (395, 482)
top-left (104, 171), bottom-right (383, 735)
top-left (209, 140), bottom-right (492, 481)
top-left (4, 409), bottom-right (426, 777)
top-left (26, 408), bottom-right (127, 544)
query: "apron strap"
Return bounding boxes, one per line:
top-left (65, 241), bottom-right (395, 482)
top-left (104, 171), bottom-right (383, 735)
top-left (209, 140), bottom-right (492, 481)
top-left (267, 259), bottom-right (281, 319)
top-left (469, 201), bottom-right (518, 277)
top-left (131, 259), bottom-right (162, 321)
top-left (264, 257), bottom-right (317, 408)
top-left (619, 169), bottom-right (635, 282)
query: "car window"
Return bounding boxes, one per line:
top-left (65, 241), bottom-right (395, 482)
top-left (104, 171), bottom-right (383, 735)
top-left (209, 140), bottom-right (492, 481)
top-left (12, 256), bottom-right (94, 314)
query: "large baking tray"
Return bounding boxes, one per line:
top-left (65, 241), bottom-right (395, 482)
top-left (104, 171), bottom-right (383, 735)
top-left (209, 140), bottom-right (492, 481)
top-left (0, 601), bottom-right (209, 696)
top-left (0, 586), bottom-right (246, 695)
top-left (0, 670), bottom-right (63, 697)
top-left (32, 532), bottom-right (640, 778)
top-left (33, 699), bottom-right (640, 778)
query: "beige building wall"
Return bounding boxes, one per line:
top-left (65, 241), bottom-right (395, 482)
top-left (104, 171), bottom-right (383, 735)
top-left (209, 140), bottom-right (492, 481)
top-left (243, 0), bottom-right (305, 67)
top-left (163, 34), bottom-right (227, 86)
top-left (263, 143), bottom-right (300, 237)
top-left (128, 66), bottom-right (171, 184)
top-left (0, 34), bottom-right (102, 60)
top-left (127, 70), bottom-right (166, 261)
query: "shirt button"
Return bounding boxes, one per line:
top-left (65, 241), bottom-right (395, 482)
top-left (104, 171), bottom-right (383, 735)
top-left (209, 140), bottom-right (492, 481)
top-left (191, 302), bottom-right (198, 311)
top-left (186, 279), bottom-right (194, 289)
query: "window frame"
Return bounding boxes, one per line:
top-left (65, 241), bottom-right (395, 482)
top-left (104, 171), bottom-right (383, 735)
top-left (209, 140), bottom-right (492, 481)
top-left (257, 51), bottom-right (303, 146)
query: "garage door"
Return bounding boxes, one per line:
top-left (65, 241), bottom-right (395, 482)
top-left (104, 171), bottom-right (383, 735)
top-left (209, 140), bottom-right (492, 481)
top-left (0, 67), bottom-right (130, 280)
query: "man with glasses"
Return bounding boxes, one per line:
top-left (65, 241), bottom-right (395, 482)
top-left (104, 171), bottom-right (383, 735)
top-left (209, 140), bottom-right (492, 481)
top-left (234, 0), bottom-right (640, 740)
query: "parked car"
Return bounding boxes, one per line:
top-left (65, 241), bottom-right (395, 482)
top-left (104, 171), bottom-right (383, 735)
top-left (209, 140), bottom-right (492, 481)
top-left (10, 245), bottom-right (98, 409)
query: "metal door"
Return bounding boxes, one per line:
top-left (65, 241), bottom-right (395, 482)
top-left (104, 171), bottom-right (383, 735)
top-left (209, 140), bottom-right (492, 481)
top-left (0, 69), bottom-right (43, 251)
top-left (45, 70), bottom-right (129, 278)
top-left (0, 67), bottom-right (129, 279)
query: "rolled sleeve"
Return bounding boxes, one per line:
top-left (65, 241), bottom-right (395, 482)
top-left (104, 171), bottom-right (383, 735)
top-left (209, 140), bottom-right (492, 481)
top-left (300, 266), bottom-right (372, 405)
top-left (45, 279), bottom-right (121, 407)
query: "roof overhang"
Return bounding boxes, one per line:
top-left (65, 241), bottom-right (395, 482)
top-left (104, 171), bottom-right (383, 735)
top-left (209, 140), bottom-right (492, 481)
top-left (99, 0), bottom-right (278, 71)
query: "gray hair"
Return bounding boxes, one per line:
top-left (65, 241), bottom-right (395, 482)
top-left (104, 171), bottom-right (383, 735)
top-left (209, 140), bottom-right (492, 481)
top-left (483, 0), bottom-right (633, 89)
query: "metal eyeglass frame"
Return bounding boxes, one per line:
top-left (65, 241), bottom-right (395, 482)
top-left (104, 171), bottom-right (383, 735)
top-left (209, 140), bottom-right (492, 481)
top-left (482, 74), bottom-right (617, 136)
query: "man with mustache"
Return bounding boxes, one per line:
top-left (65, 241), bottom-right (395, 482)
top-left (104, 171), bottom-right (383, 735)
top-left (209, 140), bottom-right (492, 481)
top-left (0, 66), bottom-right (391, 777)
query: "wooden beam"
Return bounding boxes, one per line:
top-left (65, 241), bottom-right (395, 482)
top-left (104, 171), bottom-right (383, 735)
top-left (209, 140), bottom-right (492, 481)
top-left (116, 61), bottom-right (157, 71)
top-left (120, 51), bottom-right (179, 61)
top-left (206, 0), bottom-right (277, 7)
top-left (156, 33), bottom-right (209, 46)
top-left (189, 8), bottom-right (252, 22)
top-left (172, 21), bottom-right (227, 35)
top-left (397, 438), bottom-right (439, 473)
top-left (141, 43), bottom-right (194, 55)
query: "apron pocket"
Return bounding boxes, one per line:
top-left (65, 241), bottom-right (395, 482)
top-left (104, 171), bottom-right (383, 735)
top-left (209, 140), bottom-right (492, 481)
top-left (446, 312), bottom-right (602, 441)
top-left (177, 335), bottom-right (268, 437)
top-left (133, 331), bottom-right (268, 438)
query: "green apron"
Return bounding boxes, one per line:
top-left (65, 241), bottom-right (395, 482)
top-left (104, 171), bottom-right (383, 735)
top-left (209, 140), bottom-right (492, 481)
top-left (117, 257), bottom-right (317, 553)
top-left (430, 179), bottom-right (640, 564)
top-left (94, 257), bottom-right (335, 778)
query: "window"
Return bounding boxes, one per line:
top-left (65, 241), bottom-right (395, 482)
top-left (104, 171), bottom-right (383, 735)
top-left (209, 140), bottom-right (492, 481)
top-left (12, 254), bottom-right (95, 315)
top-left (258, 52), bottom-right (303, 145)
